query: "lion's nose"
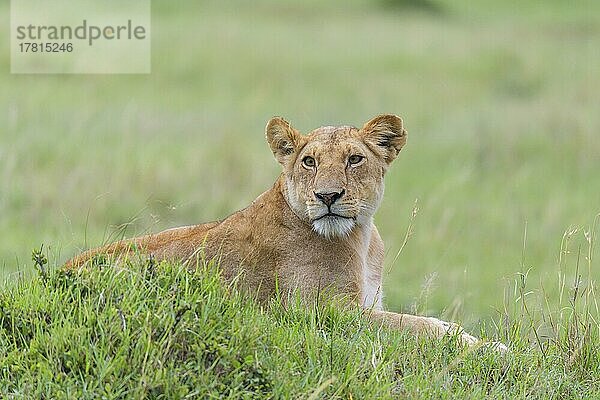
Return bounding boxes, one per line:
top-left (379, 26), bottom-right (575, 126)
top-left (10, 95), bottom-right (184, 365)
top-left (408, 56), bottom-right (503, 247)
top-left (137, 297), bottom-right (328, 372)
top-left (314, 189), bottom-right (345, 207)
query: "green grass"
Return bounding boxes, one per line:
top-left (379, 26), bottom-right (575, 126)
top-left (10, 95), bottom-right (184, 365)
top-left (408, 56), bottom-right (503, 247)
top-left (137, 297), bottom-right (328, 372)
top-left (1, 257), bottom-right (598, 398)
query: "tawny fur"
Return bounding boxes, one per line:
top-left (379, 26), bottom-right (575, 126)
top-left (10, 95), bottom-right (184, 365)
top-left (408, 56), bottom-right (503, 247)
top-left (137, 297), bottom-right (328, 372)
top-left (66, 114), bottom-right (504, 350)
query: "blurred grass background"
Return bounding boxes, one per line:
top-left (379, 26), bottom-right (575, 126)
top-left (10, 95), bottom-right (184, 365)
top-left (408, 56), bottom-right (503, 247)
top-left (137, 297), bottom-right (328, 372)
top-left (1, 0), bottom-right (599, 326)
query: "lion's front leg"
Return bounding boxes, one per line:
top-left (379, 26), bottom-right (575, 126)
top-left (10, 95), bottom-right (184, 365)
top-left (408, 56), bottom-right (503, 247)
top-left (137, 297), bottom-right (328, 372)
top-left (367, 310), bottom-right (480, 347)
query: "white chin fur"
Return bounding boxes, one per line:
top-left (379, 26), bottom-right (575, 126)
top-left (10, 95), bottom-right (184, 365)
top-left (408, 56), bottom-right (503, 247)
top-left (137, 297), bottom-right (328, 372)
top-left (312, 217), bottom-right (355, 238)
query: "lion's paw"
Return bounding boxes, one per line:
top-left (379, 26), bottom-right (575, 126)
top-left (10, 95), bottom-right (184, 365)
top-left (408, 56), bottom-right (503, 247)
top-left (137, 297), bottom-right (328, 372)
top-left (428, 317), bottom-right (507, 352)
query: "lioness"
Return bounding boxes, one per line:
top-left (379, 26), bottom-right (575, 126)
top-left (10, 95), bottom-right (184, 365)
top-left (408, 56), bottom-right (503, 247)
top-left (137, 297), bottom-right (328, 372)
top-left (67, 114), bottom-right (503, 350)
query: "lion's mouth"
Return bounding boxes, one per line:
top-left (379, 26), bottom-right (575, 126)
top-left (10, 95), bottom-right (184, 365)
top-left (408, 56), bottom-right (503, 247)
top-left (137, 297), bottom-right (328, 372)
top-left (313, 213), bottom-right (355, 222)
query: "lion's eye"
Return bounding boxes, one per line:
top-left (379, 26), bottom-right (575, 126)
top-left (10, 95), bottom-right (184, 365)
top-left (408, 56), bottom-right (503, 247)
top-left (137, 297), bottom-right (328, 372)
top-left (302, 156), bottom-right (316, 168)
top-left (348, 155), bottom-right (364, 165)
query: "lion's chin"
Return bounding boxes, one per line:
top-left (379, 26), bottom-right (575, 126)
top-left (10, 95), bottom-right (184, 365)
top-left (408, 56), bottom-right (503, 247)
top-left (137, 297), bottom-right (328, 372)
top-left (312, 216), bottom-right (355, 238)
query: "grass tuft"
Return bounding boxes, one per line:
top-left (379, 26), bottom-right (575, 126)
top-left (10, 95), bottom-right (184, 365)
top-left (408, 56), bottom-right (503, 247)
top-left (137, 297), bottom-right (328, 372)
top-left (0, 254), bottom-right (598, 398)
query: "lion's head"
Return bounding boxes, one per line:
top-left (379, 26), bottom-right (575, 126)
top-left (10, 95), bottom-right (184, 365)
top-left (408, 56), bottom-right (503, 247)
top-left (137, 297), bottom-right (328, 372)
top-left (266, 114), bottom-right (407, 238)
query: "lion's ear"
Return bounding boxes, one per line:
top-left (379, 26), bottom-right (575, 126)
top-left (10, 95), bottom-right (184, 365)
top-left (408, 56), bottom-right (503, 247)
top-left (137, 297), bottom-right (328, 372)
top-left (266, 117), bottom-right (303, 166)
top-left (360, 114), bottom-right (407, 164)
